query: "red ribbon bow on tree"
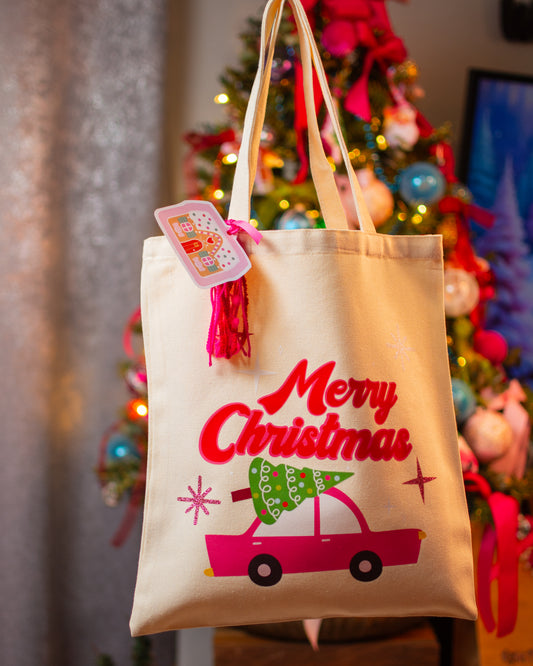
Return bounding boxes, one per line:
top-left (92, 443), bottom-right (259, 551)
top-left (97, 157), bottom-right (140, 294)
top-left (301, 0), bottom-right (408, 121)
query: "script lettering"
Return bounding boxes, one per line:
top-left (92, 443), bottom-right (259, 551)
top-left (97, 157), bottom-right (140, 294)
top-left (258, 360), bottom-right (398, 425)
top-left (198, 359), bottom-right (413, 466)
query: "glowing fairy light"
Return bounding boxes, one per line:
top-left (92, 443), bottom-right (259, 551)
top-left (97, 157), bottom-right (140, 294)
top-left (214, 93), bottom-right (229, 104)
top-left (222, 153), bottom-right (238, 165)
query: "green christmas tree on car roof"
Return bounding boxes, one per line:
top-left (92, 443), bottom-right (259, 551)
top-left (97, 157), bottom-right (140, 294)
top-left (246, 456), bottom-right (353, 524)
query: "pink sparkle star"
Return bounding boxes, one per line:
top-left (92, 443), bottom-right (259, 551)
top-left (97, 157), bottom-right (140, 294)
top-left (403, 458), bottom-right (436, 503)
top-left (177, 476), bottom-right (221, 525)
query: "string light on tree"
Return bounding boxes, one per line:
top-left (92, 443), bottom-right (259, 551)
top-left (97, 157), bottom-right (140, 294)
top-left (214, 93), bottom-right (229, 104)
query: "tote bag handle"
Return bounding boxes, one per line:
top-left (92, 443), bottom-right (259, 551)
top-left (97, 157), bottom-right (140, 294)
top-left (228, 0), bottom-right (376, 234)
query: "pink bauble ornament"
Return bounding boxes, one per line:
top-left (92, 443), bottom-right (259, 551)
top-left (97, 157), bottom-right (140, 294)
top-left (382, 104), bottom-right (420, 151)
top-left (473, 329), bottom-right (508, 364)
top-left (321, 20), bottom-right (357, 57)
top-left (336, 170), bottom-right (394, 229)
top-left (458, 435), bottom-right (479, 473)
top-left (125, 365), bottom-right (148, 396)
top-left (444, 267), bottom-right (480, 317)
top-left (463, 408), bottom-right (513, 464)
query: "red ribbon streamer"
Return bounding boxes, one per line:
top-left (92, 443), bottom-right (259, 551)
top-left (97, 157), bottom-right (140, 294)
top-left (293, 59), bottom-right (324, 184)
top-left (122, 307), bottom-right (143, 362)
top-left (97, 424), bottom-right (147, 547)
top-left (415, 110), bottom-right (434, 139)
top-left (344, 33), bottom-right (407, 120)
top-left (439, 195), bottom-right (495, 230)
top-left (464, 472), bottom-right (533, 637)
top-left (110, 459), bottom-right (147, 548)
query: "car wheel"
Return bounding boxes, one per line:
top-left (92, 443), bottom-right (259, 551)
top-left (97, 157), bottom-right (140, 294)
top-left (248, 554), bottom-right (282, 587)
top-left (349, 550), bottom-right (383, 582)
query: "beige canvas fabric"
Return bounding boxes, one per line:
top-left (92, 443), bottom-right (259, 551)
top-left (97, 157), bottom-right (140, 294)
top-left (130, 0), bottom-right (477, 636)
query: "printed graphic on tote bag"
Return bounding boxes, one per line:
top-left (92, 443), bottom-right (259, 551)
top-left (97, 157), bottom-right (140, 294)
top-left (154, 201), bottom-right (251, 288)
top-left (194, 357), bottom-right (435, 588)
top-left (203, 457), bottom-right (426, 587)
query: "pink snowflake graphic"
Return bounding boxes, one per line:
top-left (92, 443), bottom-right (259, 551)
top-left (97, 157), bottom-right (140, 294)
top-left (177, 476), bottom-right (221, 525)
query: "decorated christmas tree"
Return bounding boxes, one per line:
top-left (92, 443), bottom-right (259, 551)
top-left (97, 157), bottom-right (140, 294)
top-left (98, 0), bottom-right (533, 545)
top-left (244, 457), bottom-right (353, 524)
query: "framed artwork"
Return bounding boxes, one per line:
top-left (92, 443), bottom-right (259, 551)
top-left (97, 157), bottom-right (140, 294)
top-left (459, 68), bottom-right (533, 380)
top-left (459, 68), bottom-right (533, 245)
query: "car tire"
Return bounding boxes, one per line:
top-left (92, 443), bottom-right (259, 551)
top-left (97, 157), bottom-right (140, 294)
top-left (349, 550), bottom-right (383, 582)
top-left (248, 554), bottom-right (283, 587)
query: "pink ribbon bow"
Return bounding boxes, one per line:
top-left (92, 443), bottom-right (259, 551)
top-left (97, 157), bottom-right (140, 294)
top-left (481, 380), bottom-right (530, 480)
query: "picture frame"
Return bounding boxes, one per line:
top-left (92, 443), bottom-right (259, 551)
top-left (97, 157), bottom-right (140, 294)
top-left (458, 68), bottom-right (533, 244)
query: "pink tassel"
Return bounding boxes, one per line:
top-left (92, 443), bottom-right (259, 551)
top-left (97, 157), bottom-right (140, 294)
top-left (206, 219), bottom-right (262, 365)
top-left (206, 276), bottom-right (251, 365)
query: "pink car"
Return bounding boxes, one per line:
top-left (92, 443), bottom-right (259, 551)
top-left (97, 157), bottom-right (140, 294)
top-left (204, 487), bottom-right (426, 587)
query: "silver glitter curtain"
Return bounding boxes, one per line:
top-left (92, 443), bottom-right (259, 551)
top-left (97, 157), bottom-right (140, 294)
top-left (0, 0), bottom-right (176, 663)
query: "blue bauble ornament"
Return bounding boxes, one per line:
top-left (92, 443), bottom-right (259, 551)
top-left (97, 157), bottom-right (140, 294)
top-left (451, 378), bottom-right (477, 425)
top-left (275, 209), bottom-right (312, 230)
top-left (106, 434), bottom-right (140, 463)
top-left (398, 162), bottom-right (446, 206)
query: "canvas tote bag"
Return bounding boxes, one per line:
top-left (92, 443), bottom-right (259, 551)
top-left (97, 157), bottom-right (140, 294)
top-left (130, 0), bottom-right (477, 636)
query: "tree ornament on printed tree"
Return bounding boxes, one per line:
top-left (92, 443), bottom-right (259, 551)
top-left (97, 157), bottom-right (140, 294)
top-left (382, 104), bottom-right (420, 151)
top-left (443, 267), bottom-right (480, 317)
top-left (451, 378), bottom-right (477, 425)
top-left (473, 329), bottom-right (508, 365)
top-left (398, 162), bottom-right (446, 206)
top-left (106, 433), bottom-right (141, 463)
top-left (248, 457), bottom-right (353, 525)
top-left (275, 207), bottom-right (312, 230)
top-left (462, 408), bottom-right (513, 464)
top-left (336, 170), bottom-right (394, 228)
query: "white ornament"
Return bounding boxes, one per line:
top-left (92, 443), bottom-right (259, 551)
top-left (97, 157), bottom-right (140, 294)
top-left (463, 408), bottom-right (513, 464)
top-left (444, 267), bottom-right (480, 317)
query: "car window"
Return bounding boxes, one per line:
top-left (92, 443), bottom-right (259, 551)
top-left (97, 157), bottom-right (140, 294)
top-left (254, 498), bottom-right (315, 537)
top-left (319, 493), bottom-right (362, 535)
